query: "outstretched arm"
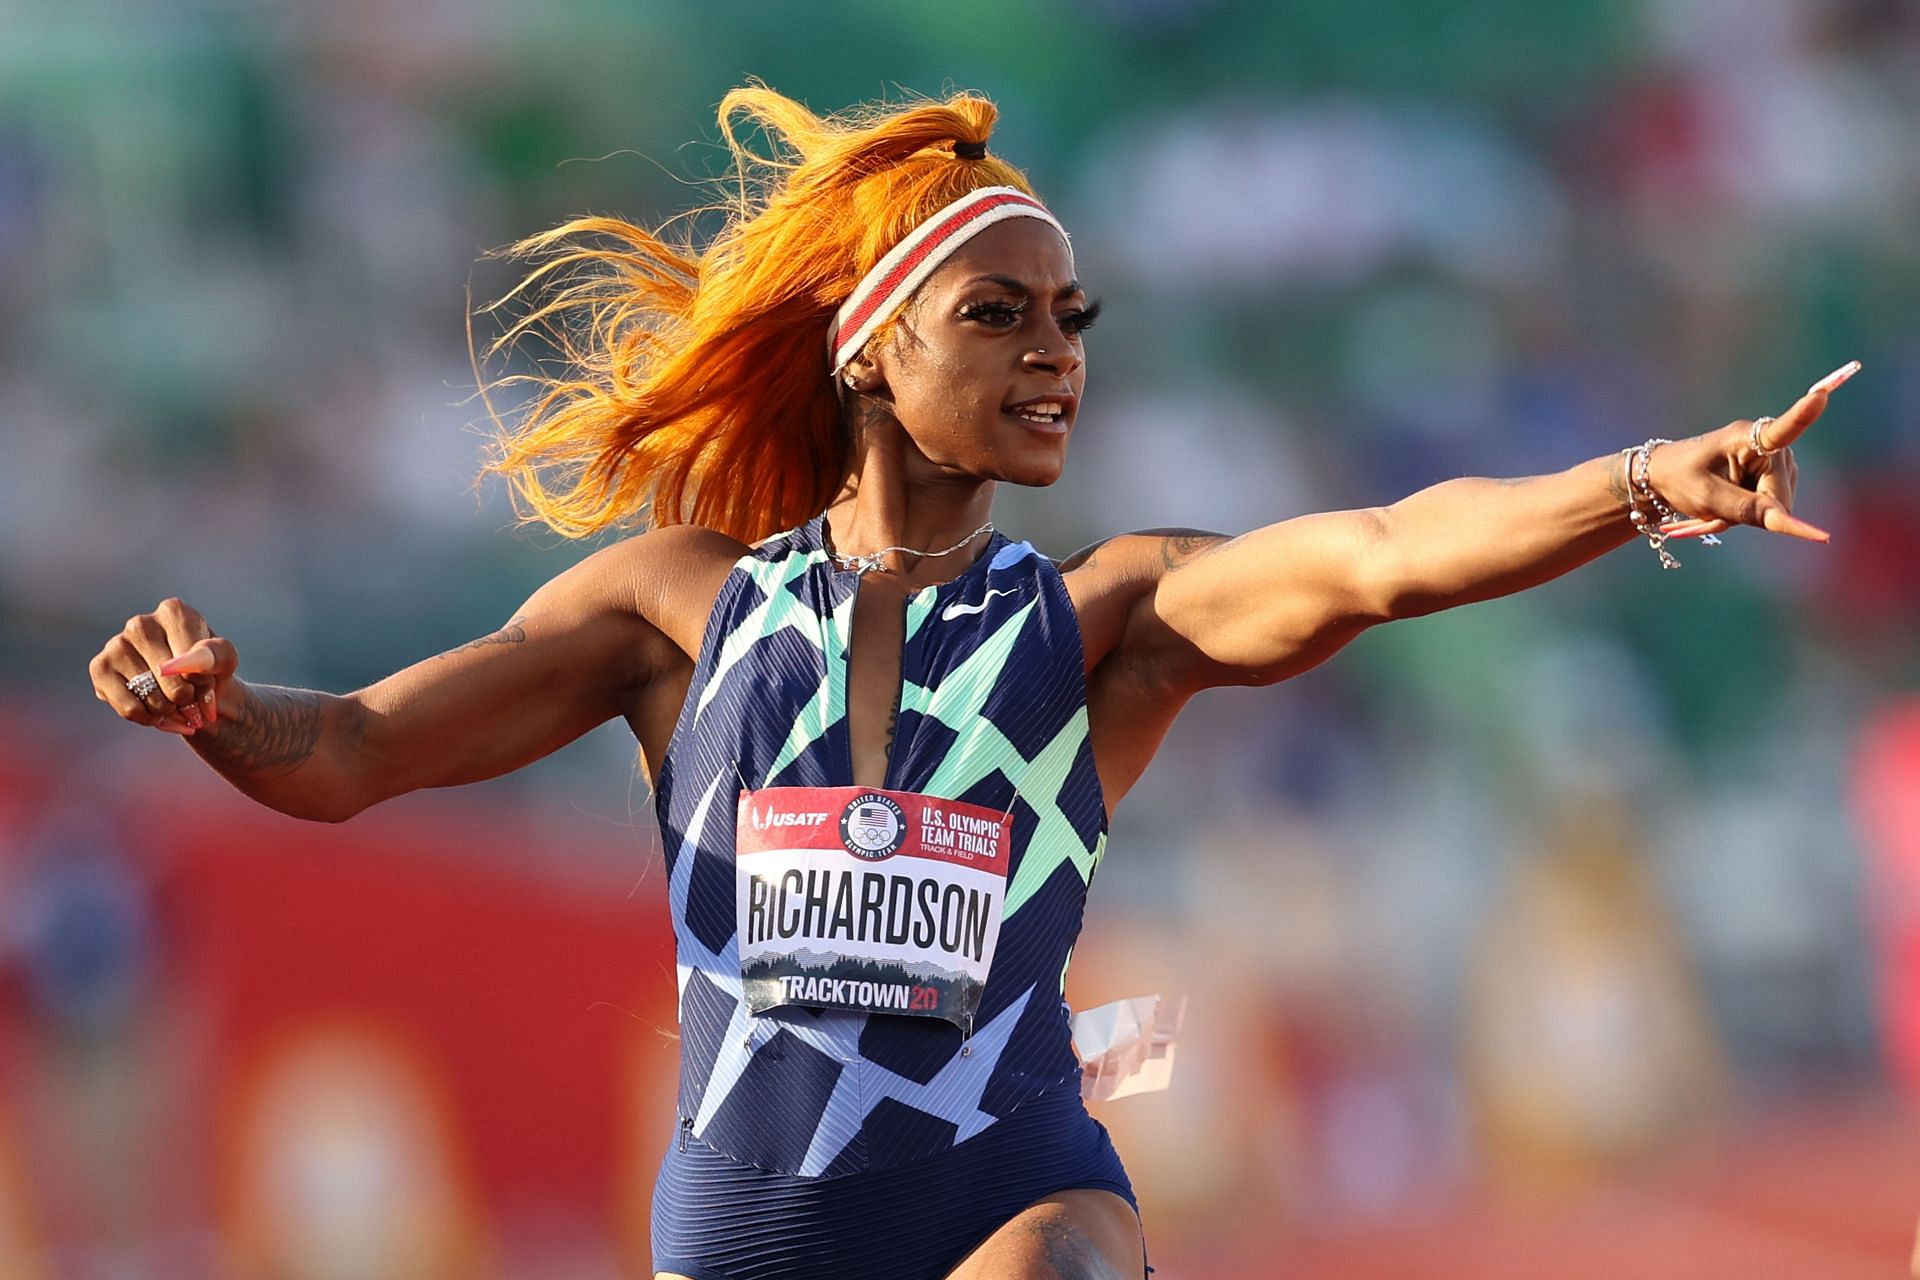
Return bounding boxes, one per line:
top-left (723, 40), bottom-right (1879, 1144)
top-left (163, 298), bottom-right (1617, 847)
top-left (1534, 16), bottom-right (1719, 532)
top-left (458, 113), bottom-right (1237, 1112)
top-left (185, 549), bottom-right (661, 822)
top-left (90, 526), bottom-right (733, 822)
top-left (1125, 362), bottom-right (1854, 694)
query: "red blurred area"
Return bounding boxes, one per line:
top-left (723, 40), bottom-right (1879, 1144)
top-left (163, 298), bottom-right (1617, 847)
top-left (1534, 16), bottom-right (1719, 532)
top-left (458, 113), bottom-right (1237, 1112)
top-left (1269, 1100), bottom-right (1918, 1280)
top-left (1858, 697), bottom-right (1920, 1104)
top-left (2, 726), bottom-right (1918, 1276)
top-left (172, 814), bottom-right (672, 1214)
top-left (0, 750), bottom-right (680, 1278)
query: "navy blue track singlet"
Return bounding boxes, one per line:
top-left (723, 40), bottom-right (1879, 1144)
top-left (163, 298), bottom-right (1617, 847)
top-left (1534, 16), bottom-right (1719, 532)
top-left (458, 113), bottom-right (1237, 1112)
top-left (650, 515), bottom-right (1133, 1277)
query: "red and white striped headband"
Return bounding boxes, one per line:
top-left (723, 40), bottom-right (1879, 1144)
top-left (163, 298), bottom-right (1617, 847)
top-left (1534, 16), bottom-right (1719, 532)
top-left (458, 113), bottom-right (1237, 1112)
top-left (829, 185), bottom-right (1071, 376)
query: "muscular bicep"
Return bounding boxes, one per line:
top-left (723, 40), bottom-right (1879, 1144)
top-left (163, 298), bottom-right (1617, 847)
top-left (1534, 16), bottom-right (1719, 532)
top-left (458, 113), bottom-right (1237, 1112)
top-left (1076, 516), bottom-right (1392, 815)
top-left (1126, 510), bottom-right (1396, 694)
top-left (348, 540), bottom-right (672, 807)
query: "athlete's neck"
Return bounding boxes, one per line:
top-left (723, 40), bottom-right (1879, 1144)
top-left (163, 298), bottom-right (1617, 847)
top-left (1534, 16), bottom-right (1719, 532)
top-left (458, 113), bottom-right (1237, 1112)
top-left (823, 417), bottom-right (995, 585)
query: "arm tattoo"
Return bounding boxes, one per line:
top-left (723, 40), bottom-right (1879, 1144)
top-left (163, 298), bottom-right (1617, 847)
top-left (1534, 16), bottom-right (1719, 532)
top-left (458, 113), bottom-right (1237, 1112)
top-left (193, 684), bottom-right (327, 778)
top-left (1158, 530), bottom-right (1229, 572)
top-left (1060, 530), bottom-right (1227, 575)
top-left (1607, 453), bottom-right (1631, 506)
top-left (448, 615), bottom-right (527, 655)
top-left (1057, 539), bottom-right (1110, 574)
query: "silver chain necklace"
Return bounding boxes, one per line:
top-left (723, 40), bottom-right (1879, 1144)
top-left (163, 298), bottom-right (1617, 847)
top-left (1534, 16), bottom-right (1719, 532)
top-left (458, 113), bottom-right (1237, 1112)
top-left (828, 520), bottom-right (994, 577)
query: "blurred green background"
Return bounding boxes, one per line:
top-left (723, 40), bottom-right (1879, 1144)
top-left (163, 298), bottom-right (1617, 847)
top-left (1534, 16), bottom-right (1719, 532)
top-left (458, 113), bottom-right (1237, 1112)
top-left (5, 1), bottom-right (1919, 1276)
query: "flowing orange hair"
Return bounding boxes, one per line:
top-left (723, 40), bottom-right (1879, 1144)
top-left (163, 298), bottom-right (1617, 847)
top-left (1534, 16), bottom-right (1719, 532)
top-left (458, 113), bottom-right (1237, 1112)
top-left (476, 84), bottom-right (1040, 543)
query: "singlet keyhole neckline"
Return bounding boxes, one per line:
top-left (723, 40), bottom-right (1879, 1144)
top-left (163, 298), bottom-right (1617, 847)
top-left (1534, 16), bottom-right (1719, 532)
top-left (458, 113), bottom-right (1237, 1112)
top-left (820, 515), bottom-right (1006, 792)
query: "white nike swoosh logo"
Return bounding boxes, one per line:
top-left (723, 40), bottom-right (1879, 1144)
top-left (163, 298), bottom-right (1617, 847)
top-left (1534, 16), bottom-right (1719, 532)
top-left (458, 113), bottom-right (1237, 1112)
top-left (942, 588), bottom-right (1019, 621)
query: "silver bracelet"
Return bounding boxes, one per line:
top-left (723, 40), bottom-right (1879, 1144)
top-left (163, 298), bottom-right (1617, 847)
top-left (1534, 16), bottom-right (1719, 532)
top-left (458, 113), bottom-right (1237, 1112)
top-left (1624, 438), bottom-right (1682, 569)
top-left (1622, 437), bottom-right (1724, 569)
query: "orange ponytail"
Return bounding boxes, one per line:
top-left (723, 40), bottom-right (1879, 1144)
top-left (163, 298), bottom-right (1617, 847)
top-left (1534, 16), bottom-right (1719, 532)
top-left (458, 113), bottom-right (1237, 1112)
top-left (476, 83), bottom-right (1039, 543)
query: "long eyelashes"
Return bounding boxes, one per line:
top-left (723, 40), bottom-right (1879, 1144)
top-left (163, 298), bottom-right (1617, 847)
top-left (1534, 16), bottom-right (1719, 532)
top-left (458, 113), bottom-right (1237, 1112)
top-left (1063, 299), bottom-right (1102, 335)
top-left (957, 301), bottom-right (1024, 325)
top-left (957, 298), bottom-right (1103, 336)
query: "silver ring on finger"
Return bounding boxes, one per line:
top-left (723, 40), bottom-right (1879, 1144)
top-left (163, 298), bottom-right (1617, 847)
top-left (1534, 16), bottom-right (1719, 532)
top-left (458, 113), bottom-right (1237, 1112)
top-left (126, 671), bottom-right (161, 700)
top-left (1749, 415), bottom-right (1779, 459)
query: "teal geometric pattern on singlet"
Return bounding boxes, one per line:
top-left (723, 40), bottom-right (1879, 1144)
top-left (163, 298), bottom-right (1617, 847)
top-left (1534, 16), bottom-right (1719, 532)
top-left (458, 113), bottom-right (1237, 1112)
top-left (700, 537), bottom-right (1105, 915)
top-left (655, 514), bottom-right (1111, 1176)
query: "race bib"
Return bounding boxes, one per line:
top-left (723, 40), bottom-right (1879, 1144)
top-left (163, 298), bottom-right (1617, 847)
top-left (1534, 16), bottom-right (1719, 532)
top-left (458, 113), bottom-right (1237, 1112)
top-left (736, 786), bottom-right (1013, 1029)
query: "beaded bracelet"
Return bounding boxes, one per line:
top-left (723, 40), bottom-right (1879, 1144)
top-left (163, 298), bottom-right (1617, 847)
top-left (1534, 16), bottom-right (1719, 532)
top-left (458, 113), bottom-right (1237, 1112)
top-left (1621, 438), bottom-right (1719, 570)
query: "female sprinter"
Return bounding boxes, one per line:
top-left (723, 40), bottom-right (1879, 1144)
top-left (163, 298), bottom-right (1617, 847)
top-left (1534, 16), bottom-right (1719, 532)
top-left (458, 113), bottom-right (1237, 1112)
top-left (88, 86), bottom-right (1855, 1280)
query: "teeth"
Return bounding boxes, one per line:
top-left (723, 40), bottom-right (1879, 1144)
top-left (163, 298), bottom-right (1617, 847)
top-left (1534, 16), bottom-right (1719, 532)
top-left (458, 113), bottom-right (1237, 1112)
top-left (1011, 401), bottom-right (1063, 421)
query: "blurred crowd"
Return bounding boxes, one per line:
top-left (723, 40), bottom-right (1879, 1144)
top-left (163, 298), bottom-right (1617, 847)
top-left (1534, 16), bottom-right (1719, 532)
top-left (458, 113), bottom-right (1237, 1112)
top-left (4, 0), bottom-right (1919, 1274)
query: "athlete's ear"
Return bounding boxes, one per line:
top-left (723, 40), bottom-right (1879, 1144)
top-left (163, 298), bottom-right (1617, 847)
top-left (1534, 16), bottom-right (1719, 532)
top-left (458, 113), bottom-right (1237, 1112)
top-left (840, 351), bottom-right (884, 397)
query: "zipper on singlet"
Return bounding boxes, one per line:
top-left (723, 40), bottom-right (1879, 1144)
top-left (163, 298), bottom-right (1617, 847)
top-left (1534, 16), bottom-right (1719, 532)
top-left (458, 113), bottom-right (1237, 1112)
top-left (827, 518), bottom-right (996, 794)
top-left (677, 1114), bottom-right (692, 1153)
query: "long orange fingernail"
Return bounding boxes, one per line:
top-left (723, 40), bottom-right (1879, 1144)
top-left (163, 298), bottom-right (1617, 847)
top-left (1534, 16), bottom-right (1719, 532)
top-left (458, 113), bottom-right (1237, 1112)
top-left (160, 648), bottom-right (214, 677)
top-left (1810, 360), bottom-right (1861, 395)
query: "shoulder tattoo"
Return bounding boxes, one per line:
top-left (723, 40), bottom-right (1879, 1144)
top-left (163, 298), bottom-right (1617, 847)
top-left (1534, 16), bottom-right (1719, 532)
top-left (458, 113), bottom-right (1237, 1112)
top-left (1057, 539), bottom-right (1113, 574)
top-left (1157, 530), bottom-right (1229, 572)
top-left (448, 615), bottom-right (528, 655)
top-left (1058, 529), bottom-right (1230, 576)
